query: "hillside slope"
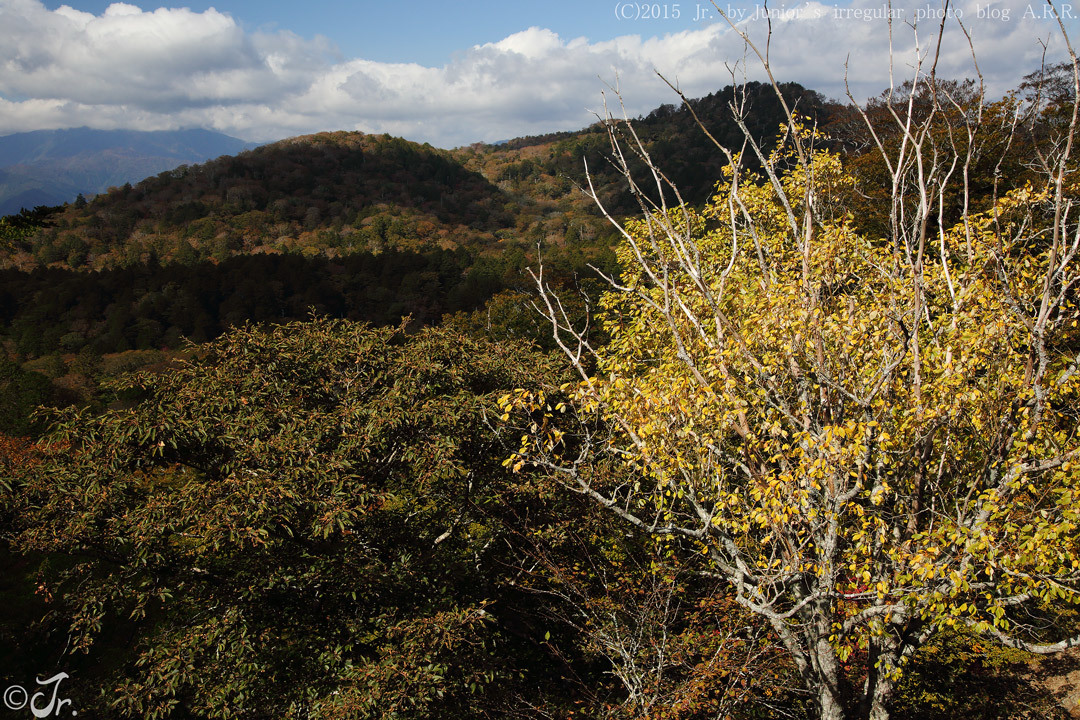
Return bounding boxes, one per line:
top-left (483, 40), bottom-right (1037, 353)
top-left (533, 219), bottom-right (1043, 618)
top-left (2, 81), bottom-right (836, 272)
top-left (4, 131), bottom-right (529, 270)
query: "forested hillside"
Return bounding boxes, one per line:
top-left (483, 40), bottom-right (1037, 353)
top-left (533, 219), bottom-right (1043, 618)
top-left (2, 82), bottom-right (833, 273)
top-left (465, 81), bottom-right (837, 212)
top-left (3, 132), bottom-right (516, 269)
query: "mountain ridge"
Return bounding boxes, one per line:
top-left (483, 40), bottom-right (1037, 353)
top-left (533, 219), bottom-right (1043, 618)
top-left (0, 127), bottom-right (259, 215)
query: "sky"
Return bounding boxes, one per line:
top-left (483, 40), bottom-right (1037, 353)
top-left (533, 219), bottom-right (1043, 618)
top-left (0, 0), bottom-right (1077, 147)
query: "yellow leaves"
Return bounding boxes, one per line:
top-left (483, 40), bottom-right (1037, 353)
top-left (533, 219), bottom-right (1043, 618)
top-left (498, 116), bottom-right (1080, 669)
top-left (500, 455), bottom-right (527, 473)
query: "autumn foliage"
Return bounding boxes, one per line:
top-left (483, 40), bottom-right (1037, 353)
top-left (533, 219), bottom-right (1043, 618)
top-left (502, 26), bottom-right (1080, 719)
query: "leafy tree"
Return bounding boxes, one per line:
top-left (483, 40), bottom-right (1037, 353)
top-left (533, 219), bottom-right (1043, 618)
top-left (887, 627), bottom-right (1077, 719)
top-left (502, 15), bottom-right (1080, 720)
top-left (0, 355), bottom-right (55, 436)
top-left (3, 319), bottom-right (561, 719)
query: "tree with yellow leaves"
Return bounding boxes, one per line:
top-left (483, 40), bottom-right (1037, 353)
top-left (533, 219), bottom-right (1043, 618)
top-left (501, 8), bottom-right (1080, 719)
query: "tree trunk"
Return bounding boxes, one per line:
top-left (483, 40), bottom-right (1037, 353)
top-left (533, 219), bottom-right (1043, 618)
top-left (866, 672), bottom-right (893, 720)
top-left (812, 633), bottom-right (847, 720)
top-left (869, 697), bottom-right (891, 720)
top-left (859, 638), bottom-right (893, 720)
top-left (819, 685), bottom-right (847, 720)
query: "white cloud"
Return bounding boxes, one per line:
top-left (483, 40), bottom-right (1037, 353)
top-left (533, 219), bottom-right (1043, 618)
top-left (0, 0), bottom-right (1074, 147)
top-left (492, 27), bottom-right (566, 59)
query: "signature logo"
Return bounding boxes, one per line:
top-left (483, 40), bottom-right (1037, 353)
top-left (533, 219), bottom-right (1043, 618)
top-left (3, 673), bottom-right (76, 717)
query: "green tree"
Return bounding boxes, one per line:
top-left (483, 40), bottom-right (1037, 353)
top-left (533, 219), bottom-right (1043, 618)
top-left (0, 205), bottom-right (62, 252)
top-left (0, 356), bottom-right (54, 436)
top-left (4, 319), bottom-right (559, 719)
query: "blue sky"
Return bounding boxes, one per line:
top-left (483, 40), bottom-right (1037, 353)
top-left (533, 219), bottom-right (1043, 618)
top-left (0, 0), bottom-right (1076, 146)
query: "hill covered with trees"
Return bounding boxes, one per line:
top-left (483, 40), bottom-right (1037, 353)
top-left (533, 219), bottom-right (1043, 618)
top-left (2, 132), bottom-right (516, 269)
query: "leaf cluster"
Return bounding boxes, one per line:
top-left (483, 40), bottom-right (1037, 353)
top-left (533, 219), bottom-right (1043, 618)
top-left (3, 319), bottom-right (563, 718)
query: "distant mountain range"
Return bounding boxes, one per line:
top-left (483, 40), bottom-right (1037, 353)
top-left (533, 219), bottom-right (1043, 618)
top-left (0, 127), bottom-right (259, 215)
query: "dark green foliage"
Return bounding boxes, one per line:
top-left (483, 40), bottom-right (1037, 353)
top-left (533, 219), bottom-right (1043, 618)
top-left (0, 249), bottom-right (527, 357)
top-left (0, 355), bottom-right (55, 435)
top-left (1, 319), bottom-right (798, 720)
top-left (3, 319), bottom-right (563, 718)
top-left (0, 204), bottom-right (63, 250)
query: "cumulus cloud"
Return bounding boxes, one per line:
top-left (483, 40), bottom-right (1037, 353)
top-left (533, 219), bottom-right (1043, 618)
top-left (0, 0), bottom-right (1074, 147)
